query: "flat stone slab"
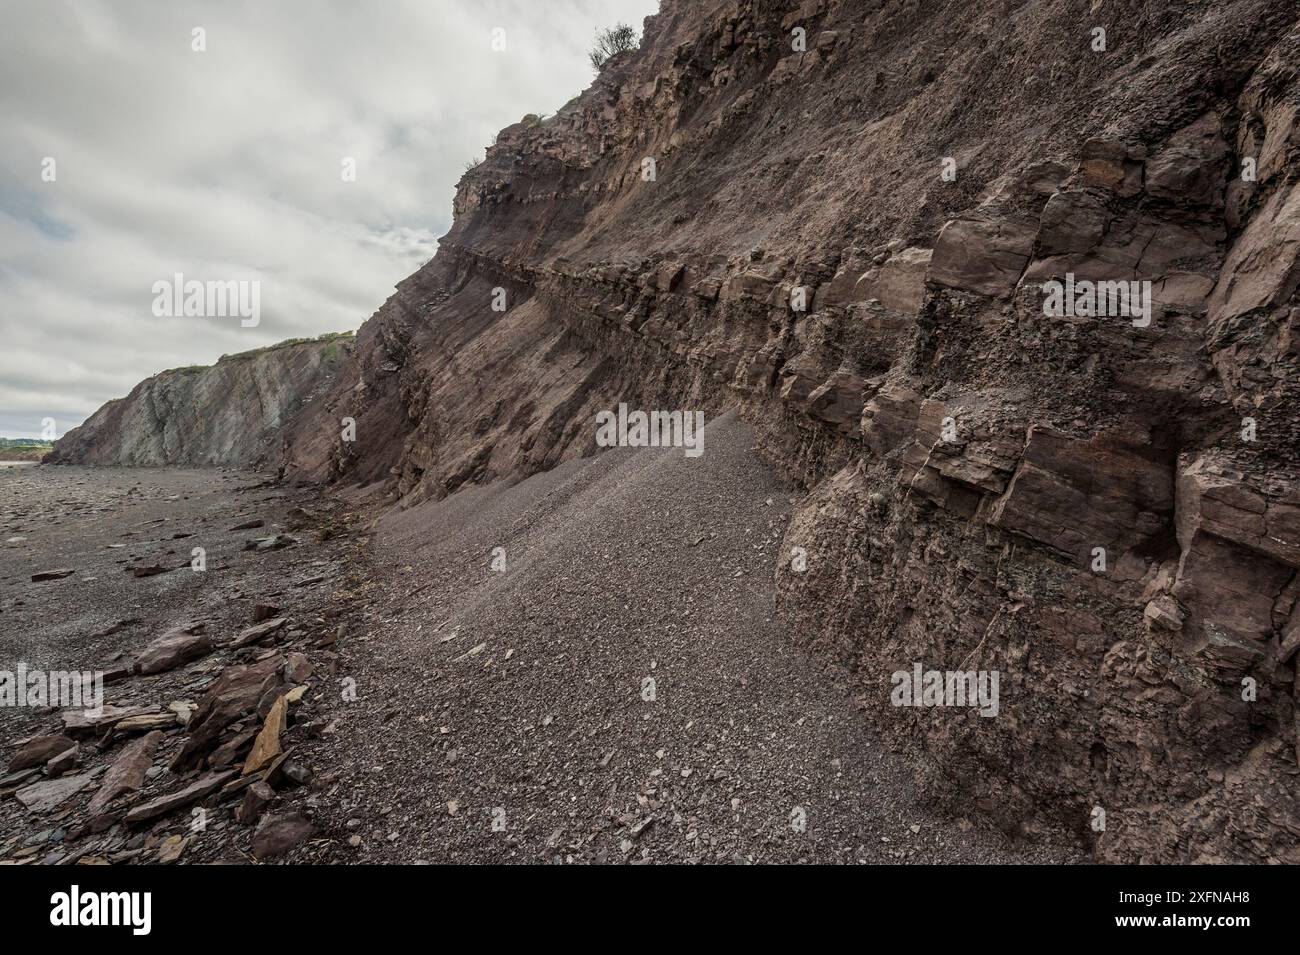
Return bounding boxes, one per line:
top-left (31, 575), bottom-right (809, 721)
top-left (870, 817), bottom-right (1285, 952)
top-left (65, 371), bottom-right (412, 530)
top-left (16, 768), bottom-right (102, 813)
top-left (124, 769), bottom-right (237, 825)
top-left (136, 627), bottom-right (214, 675)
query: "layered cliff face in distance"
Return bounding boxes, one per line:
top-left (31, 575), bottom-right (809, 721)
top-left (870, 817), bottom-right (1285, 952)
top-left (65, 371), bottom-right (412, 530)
top-left (47, 333), bottom-right (354, 467)
top-left (276, 0), bottom-right (1300, 861)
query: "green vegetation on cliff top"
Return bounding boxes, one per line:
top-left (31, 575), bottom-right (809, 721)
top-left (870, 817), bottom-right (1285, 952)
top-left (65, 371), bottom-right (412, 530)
top-left (165, 331), bottom-right (356, 374)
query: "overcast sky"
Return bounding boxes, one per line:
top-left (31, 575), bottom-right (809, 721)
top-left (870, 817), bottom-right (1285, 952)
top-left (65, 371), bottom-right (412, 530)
top-left (0, 0), bottom-right (657, 439)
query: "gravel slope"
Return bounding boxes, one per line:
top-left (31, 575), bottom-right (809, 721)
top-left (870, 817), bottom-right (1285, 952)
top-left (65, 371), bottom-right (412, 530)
top-left (303, 412), bottom-right (1082, 863)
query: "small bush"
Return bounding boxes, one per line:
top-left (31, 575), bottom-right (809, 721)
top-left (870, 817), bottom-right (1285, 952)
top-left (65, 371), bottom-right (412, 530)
top-left (589, 23), bottom-right (638, 71)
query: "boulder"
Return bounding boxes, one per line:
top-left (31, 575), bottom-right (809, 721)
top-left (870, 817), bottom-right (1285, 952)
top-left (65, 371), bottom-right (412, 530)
top-left (8, 734), bottom-right (75, 772)
top-left (235, 781), bottom-right (275, 825)
top-left (252, 812), bottom-right (315, 859)
top-left (171, 656), bottom-right (284, 772)
top-left (136, 626), bottom-right (214, 675)
top-left (252, 602), bottom-right (282, 622)
top-left (284, 652), bottom-right (312, 684)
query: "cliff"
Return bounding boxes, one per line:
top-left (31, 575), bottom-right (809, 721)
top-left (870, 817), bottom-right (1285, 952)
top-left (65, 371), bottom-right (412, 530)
top-left (47, 333), bottom-right (354, 467)
top-left (61, 0), bottom-right (1300, 861)
top-left (280, 0), bottom-right (1300, 861)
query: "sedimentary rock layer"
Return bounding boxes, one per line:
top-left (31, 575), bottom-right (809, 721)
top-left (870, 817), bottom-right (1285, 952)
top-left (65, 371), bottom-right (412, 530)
top-left (283, 0), bottom-right (1299, 862)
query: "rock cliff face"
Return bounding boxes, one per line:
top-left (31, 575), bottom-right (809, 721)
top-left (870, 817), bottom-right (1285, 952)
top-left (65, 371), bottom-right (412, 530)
top-left (66, 0), bottom-right (1300, 861)
top-left (285, 0), bottom-right (1300, 861)
top-left (48, 334), bottom-right (353, 467)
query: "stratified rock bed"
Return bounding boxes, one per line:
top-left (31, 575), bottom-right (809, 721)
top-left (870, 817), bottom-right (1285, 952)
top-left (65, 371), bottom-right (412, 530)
top-left (46, 0), bottom-right (1300, 862)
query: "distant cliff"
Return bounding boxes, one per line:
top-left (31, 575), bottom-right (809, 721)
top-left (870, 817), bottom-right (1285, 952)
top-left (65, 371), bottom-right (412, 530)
top-left (46, 333), bottom-right (354, 467)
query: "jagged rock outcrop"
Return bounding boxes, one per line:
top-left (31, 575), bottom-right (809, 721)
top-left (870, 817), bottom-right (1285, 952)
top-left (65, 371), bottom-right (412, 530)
top-left (47, 334), bottom-right (354, 467)
top-left (69, 0), bottom-right (1300, 861)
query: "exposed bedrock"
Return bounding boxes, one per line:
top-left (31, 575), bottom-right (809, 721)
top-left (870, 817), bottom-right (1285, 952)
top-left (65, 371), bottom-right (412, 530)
top-left (288, 0), bottom-right (1300, 862)
top-left (64, 0), bottom-right (1300, 860)
top-left (47, 335), bottom-right (354, 468)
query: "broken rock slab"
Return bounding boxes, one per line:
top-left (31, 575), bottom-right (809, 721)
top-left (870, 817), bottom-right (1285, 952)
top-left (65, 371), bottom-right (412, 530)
top-left (136, 626), bottom-right (214, 675)
top-left (230, 617), bottom-right (288, 649)
top-left (113, 712), bottom-right (181, 734)
top-left (171, 655), bottom-right (285, 772)
top-left (87, 730), bottom-right (164, 817)
top-left (284, 652), bottom-right (312, 684)
top-left (8, 733), bottom-right (76, 772)
top-left (31, 568), bottom-right (75, 581)
top-left (45, 745), bottom-right (79, 776)
top-left (252, 812), bottom-right (315, 859)
top-left (235, 781), bottom-right (274, 825)
top-left (15, 768), bottom-right (102, 814)
top-left (62, 705), bottom-right (159, 739)
top-left (242, 694), bottom-right (288, 775)
top-left (124, 769), bottom-right (237, 825)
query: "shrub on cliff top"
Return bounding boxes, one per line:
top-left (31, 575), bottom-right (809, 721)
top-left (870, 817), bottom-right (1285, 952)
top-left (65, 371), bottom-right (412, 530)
top-left (588, 23), bottom-right (638, 72)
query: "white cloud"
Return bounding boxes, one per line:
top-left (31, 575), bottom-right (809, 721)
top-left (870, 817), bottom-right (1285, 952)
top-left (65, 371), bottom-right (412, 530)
top-left (0, 0), bottom-right (657, 437)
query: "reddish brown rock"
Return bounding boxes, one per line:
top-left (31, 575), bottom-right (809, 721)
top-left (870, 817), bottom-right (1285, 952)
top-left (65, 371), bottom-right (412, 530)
top-left (171, 656), bottom-right (284, 772)
top-left (124, 769), bottom-right (237, 825)
top-left (252, 602), bottom-right (282, 622)
top-left (989, 428), bottom-right (1173, 566)
top-left (929, 212), bottom-right (1038, 298)
top-left (235, 781), bottom-right (275, 825)
top-left (252, 812), bottom-right (315, 859)
top-left (284, 652), bottom-right (312, 684)
top-left (136, 626), bottom-right (214, 675)
top-left (45, 745), bottom-right (79, 776)
top-left (8, 734), bottom-right (76, 772)
top-left (86, 730), bottom-right (164, 817)
top-left (231, 617), bottom-right (288, 648)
